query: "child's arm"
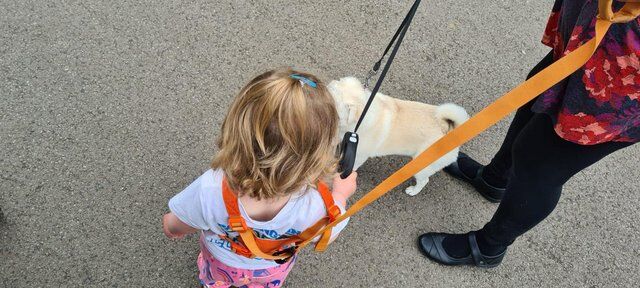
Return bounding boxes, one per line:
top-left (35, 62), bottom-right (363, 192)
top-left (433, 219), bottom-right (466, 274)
top-left (319, 172), bottom-right (357, 243)
top-left (331, 171), bottom-right (358, 207)
top-left (162, 212), bottom-right (199, 239)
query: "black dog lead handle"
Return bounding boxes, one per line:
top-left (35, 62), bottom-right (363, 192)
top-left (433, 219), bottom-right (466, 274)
top-left (338, 132), bottom-right (358, 179)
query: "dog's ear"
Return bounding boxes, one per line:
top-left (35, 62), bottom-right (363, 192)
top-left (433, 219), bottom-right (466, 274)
top-left (336, 105), bottom-right (359, 133)
top-left (329, 79), bottom-right (362, 128)
top-left (345, 104), bottom-right (358, 125)
top-left (335, 101), bottom-right (354, 128)
top-left (334, 99), bottom-right (358, 128)
top-left (329, 80), bottom-right (347, 126)
top-left (339, 77), bottom-right (367, 100)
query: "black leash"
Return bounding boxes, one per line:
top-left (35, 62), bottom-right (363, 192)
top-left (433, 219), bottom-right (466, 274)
top-left (363, 0), bottom-right (422, 90)
top-left (338, 0), bottom-right (422, 178)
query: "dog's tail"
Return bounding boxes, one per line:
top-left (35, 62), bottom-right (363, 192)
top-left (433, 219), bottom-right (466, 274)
top-left (435, 103), bottom-right (470, 132)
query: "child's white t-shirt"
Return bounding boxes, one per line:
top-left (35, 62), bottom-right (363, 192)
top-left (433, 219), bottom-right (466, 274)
top-left (169, 169), bottom-right (349, 269)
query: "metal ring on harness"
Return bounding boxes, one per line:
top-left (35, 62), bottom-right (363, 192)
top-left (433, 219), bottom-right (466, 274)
top-left (273, 247), bottom-right (296, 264)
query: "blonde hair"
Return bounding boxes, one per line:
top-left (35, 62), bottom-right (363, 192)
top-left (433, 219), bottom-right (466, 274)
top-left (212, 68), bottom-right (338, 199)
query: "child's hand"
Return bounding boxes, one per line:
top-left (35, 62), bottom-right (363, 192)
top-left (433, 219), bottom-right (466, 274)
top-left (331, 172), bottom-right (358, 206)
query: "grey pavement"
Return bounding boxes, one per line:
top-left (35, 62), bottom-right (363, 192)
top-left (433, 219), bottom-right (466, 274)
top-left (1, 0), bottom-right (639, 287)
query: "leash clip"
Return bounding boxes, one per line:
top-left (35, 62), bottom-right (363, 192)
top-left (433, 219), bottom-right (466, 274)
top-left (364, 69), bottom-right (378, 89)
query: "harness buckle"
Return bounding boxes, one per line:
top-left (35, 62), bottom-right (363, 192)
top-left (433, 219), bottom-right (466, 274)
top-left (327, 205), bottom-right (341, 222)
top-left (273, 246), bottom-right (296, 264)
top-left (228, 216), bottom-right (248, 232)
top-left (364, 69), bottom-right (377, 89)
top-left (229, 240), bottom-right (253, 258)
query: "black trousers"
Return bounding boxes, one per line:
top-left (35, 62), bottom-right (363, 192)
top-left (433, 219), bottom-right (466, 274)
top-left (478, 52), bottom-right (635, 247)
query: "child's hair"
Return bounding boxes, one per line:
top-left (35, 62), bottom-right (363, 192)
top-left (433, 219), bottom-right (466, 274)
top-left (212, 67), bottom-right (338, 199)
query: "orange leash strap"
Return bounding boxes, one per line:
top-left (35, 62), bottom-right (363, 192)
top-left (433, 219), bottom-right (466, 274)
top-left (294, 0), bottom-right (640, 251)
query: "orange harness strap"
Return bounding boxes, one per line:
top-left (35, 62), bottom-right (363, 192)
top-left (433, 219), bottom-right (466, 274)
top-left (314, 182), bottom-right (341, 252)
top-left (221, 178), bottom-right (341, 260)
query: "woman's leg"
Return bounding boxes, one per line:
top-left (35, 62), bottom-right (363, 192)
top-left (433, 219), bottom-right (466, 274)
top-left (457, 51), bottom-right (556, 188)
top-left (427, 114), bottom-right (634, 261)
top-left (442, 51), bottom-right (556, 257)
top-left (477, 115), bottom-right (634, 253)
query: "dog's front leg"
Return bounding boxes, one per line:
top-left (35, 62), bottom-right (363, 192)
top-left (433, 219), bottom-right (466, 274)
top-left (405, 163), bottom-right (437, 196)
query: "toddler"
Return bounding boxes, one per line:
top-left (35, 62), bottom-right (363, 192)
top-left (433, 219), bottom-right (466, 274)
top-left (162, 68), bottom-right (357, 287)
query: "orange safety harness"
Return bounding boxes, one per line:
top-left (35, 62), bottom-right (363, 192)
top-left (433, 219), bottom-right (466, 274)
top-left (220, 178), bottom-right (341, 261)
top-left (221, 0), bottom-right (640, 262)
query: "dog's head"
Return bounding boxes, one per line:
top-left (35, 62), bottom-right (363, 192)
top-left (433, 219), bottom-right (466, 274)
top-left (328, 77), bottom-right (368, 136)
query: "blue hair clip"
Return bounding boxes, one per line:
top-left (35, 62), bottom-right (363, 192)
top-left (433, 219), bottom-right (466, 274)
top-left (290, 74), bottom-right (317, 88)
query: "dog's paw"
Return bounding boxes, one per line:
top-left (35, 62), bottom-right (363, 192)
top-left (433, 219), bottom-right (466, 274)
top-left (405, 186), bottom-right (421, 196)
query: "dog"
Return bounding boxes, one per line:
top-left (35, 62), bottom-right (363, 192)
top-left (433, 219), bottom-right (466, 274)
top-left (328, 77), bottom-right (469, 196)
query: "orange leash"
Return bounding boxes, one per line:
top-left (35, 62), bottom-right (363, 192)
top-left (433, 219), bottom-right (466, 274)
top-left (293, 0), bottom-right (640, 252)
top-left (232, 0), bottom-right (640, 260)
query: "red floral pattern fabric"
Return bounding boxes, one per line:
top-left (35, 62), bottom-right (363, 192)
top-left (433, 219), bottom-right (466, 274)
top-left (532, 0), bottom-right (640, 144)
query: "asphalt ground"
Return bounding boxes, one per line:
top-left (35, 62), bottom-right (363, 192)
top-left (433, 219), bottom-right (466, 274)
top-left (1, 0), bottom-right (639, 287)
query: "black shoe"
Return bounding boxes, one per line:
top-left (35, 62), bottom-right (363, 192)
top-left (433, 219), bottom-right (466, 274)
top-left (418, 232), bottom-right (506, 268)
top-left (444, 153), bottom-right (505, 203)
